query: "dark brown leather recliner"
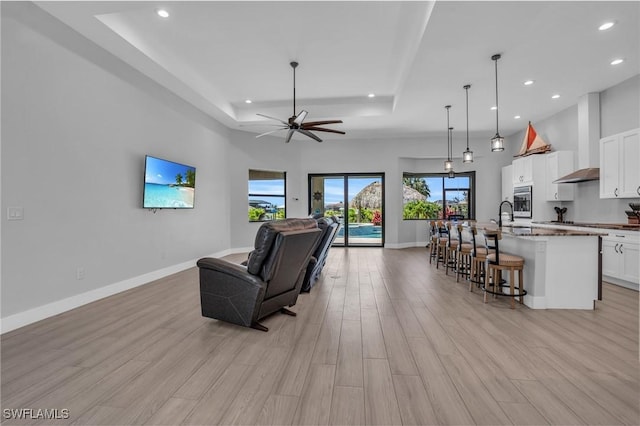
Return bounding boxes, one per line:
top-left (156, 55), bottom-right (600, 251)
top-left (197, 218), bottom-right (322, 331)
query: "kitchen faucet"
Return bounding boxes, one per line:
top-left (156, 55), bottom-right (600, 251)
top-left (498, 200), bottom-right (514, 227)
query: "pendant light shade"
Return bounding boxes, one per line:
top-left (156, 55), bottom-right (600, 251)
top-left (462, 84), bottom-right (474, 163)
top-left (491, 54), bottom-right (505, 152)
top-left (444, 105), bottom-right (454, 172)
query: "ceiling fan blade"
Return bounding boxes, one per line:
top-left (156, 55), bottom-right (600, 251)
top-left (256, 113), bottom-right (288, 126)
top-left (242, 123), bottom-right (287, 128)
top-left (284, 129), bottom-right (295, 143)
top-left (293, 110), bottom-right (308, 126)
top-left (298, 129), bottom-right (323, 142)
top-left (304, 127), bottom-right (346, 135)
top-left (256, 128), bottom-right (286, 138)
top-left (302, 120), bottom-right (343, 127)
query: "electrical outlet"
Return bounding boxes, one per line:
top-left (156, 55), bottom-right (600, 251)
top-left (7, 207), bottom-right (24, 221)
top-left (76, 267), bottom-right (85, 280)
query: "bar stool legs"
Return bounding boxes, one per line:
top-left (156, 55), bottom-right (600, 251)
top-left (483, 262), bottom-right (525, 309)
top-left (482, 230), bottom-right (526, 309)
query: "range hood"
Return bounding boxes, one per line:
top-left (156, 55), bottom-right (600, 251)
top-left (554, 93), bottom-right (601, 184)
top-left (553, 167), bottom-right (599, 183)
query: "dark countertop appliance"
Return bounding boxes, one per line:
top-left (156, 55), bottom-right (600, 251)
top-left (554, 206), bottom-right (567, 223)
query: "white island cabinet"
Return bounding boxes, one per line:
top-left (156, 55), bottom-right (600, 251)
top-left (482, 225), bottom-right (603, 310)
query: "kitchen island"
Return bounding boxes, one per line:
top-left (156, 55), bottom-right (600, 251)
top-left (479, 223), bottom-right (605, 310)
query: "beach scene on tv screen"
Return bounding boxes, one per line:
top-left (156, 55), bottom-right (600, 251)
top-left (144, 157), bottom-right (195, 208)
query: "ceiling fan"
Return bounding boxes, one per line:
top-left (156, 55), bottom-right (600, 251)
top-left (256, 61), bottom-right (345, 143)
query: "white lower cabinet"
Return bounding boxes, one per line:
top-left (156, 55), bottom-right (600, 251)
top-left (602, 233), bottom-right (640, 288)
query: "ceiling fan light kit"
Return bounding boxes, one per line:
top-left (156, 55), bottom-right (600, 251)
top-left (490, 53), bottom-right (505, 152)
top-left (255, 61), bottom-right (345, 143)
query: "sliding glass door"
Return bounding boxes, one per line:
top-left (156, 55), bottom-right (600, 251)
top-left (309, 173), bottom-right (384, 247)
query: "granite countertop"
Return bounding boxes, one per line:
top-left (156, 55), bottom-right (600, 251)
top-left (476, 222), bottom-right (605, 237)
top-left (533, 221), bottom-right (640, 232)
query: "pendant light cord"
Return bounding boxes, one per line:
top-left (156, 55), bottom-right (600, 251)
top-left (492, 54), bottom-right (501, 135)
top-left (446, 105), bottom-right (451, 160)
top-left (464, 85), bottom-right (470, 150)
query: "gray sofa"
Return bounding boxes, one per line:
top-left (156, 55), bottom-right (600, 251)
top-left (197, 218), bottom-right (322, 331)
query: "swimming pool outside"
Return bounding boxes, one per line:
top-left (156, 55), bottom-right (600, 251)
top-left (336, 223), bottom-right (382, 239)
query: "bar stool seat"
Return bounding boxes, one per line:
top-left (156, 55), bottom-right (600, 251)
top-left (486, 252), bottom-right (524, 267)
top-left (483, 230), bottom-right (527, 309)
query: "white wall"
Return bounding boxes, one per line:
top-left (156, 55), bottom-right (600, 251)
top-left (507, 75), bottom-right (640, 223)
top-left (1, 4), bottom-right (231, 326)
top-left (229, 129), bottom-right (508, 248)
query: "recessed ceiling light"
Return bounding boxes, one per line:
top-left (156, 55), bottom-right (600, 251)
top-left (599, 22), bottom-right (615, 31)
top-left (490, 106), bottom-right (497, 110)
top-left (524, 80), bottom-right (534, 86)
top-left (245, 99), bottom-right (252, 104)
top-left (514, 115), bottom-right (521, 119)
top-left (157, 9), bottom-right (170, 18)
top-left (611, 58), bottom-right (624, 65)
top-left (552, 94), bottom-right (560, 99)
top-left (368, 93), bottom-right (375, 98)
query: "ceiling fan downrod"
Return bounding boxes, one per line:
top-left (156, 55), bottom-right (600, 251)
top-left (291, 61), bottom-right (298, 118)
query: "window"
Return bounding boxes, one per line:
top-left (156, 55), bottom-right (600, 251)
top-left (402, 172), bottom-right (475, 220)
top-left (248, 169), bottom-right (286, 222)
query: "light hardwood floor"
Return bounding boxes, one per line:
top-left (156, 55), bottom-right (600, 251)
top-left (1, 247), bottom-right (638, 425)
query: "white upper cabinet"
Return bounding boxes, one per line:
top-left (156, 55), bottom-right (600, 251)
top-left (502, 165), bottom-right (513, 203)
top-left (545, 151), bottom-right (575, 201)
top-left (512, 156), bottom-right (533, 186)
top-left (600, 128), bottom-right (640, 199)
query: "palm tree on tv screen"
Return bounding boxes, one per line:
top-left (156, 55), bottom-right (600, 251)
top-left (186, 169), bottom-right (196, 187)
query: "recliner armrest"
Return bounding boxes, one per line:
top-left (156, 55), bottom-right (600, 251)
top-left (197, 257), bottom-right (264, 289)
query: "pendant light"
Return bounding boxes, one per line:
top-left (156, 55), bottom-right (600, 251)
top-left (444, 105), bottom-right (453, 172)
top-left (490, 54), bottom-right (505, 152)
top-left (448, 126), bottom-right (455, 178)
top-left (462, 84), bottom-right (474, 163)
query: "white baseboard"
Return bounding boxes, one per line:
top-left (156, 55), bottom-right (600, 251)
top-left (603, 275), bottom-right (639, 291)
top-left (1, 249), bottom-right (236, 334)
top-left (385, 241), bottom-right (429, 249)
top-left (524, 295), bottom-right (547, 309)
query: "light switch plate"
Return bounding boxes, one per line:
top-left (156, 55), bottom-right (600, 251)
top-left (7, 207), bottom-right (24, 220)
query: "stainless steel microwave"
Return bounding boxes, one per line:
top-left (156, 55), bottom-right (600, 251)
top-left (513, 186), bottom-right (532, 218)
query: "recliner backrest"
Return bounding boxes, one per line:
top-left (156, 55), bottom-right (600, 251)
top-left (262, 228), bottom-right (321, 299)
top-left (246, 218), bottom-right (318, 281)
top-left (313, 216), bottom-right (339, 259)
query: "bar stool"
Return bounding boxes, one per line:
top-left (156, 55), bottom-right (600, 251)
top-left (455, 224), bottom-right (473, 282)
top-left (483, 230), bottom-right (527, 309)
top-left (469, 226), bottom-right (493, 292)
top-left (428, 221), bottom-right (441, 264)
top-left (444, 222), bottom-right (459, 275)
top-left (435, 221), bottom-right (449, 269)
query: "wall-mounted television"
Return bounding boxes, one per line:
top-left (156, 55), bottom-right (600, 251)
top-left (143, 155), bottom-right (196, 209)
